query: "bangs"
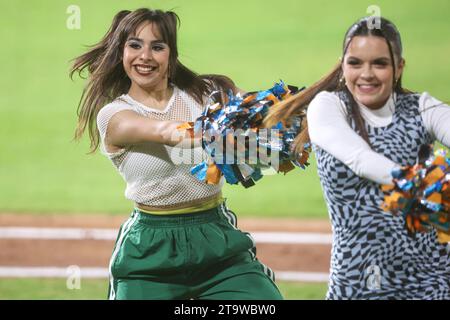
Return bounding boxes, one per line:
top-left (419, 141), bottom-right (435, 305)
top-left (131, 21), bottom-right (162, 40)
top-left (120, 15), bottom-right (163, 42)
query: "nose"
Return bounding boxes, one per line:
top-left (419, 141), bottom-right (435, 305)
top-left (139, 45), bottom-right (153, 61)
top-left (360, 64), bottom-right (375, 80)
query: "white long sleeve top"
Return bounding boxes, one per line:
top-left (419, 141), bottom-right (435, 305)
top-left (307, 91), bottom-right (450, 184)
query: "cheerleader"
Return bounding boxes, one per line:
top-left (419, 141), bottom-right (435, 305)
top-left (266, 16), bottom-right (450, 299)
top-left (71, 8), bottom-right (282, 300)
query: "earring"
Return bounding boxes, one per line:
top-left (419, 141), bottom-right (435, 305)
top-left (394, 78), bottom-right (399, 87)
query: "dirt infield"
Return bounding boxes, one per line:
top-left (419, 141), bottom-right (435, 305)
top-left (0, 214), bottom-right (332, 274)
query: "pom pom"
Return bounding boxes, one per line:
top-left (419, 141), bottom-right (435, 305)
top-left (182, 81), bottom-right (310, 188)
top-left (382, 146), bottom-right (450, 242)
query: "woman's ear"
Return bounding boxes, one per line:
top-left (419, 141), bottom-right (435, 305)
top-left (396, 58), bottom-right (405, 81)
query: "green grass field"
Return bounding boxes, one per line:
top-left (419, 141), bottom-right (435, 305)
top-left (0, 278), bottom-right (328, 300)
top-left (1, 0), bottom-right (449, 217)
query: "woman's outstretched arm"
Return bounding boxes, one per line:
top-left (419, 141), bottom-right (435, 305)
top-left (307, 91), bottom-right (398, 185)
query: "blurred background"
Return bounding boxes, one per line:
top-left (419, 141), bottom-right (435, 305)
top-left (0, 0), bottom-right (449, 299)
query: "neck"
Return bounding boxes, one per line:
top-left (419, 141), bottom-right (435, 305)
top-left (357, 94), bottom-right (394, 111)
top-left (128, 82), bottom-right (173, 110)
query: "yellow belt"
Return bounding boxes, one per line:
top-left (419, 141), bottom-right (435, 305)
top-left (136, 195), bottom-right (224, 215)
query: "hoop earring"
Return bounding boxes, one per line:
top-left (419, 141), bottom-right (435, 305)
top-left (393, 78), bottom-right (399, 90)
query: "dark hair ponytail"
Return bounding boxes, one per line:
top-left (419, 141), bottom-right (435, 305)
top-left (264, 62), bottom-right (342, 154)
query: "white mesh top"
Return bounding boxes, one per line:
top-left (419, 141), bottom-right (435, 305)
top-left (96, 86), bottom-right (223, 209)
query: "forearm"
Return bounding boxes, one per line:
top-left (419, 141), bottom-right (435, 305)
top-left (107, 110), bottom-right (198, 148)
top-left (314, 126), bottom-right (398, 185)
top-left (346, 149), bottom-right (398, 185)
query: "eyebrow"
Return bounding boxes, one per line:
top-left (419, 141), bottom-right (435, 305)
top-left (346, 56), bottom-right (391, 62)
top-left (126, 37), bottom-right (166, 45)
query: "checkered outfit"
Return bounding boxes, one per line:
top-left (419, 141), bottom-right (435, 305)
top-left (314, 91), bottom-right (450, 299)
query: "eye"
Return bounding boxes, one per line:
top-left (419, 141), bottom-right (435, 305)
top-left (373, 60), bottom-right (389, 68)
top-left (346, 59), bottom-right (361, 67)
top-left (152, 44), bottom-right (166, 52)
top-left (128, 42), bottom-right (141, 49)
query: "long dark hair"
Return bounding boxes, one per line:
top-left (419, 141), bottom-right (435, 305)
top-left (71, 8), bottom-right (235, 153)
top-left (265, 16), bottom-right (409, 152)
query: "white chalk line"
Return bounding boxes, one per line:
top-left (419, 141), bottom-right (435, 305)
top-left (0, 266), bottom-right (329, 283)
top-left (0, 227), bottom-right (332, 244)
top-left (0, 227), bottom-right (331, 282)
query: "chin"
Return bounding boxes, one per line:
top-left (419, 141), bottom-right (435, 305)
top-left (358, 96), bottom-right (386, 109)
top-left (134, 79), bottom-right (157, 88)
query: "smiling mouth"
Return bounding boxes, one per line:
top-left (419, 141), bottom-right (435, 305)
top-left (357, 84), bottom-right (380, 93)
top-left (134, 65), bottom-right (157, 75)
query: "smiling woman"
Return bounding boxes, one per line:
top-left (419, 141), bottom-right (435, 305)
top-left (265, 16), bottom-right (450, 300)
top-left (342, 35), bottom-right (404, 110)
top-left (123, 23), bottom-right (172, 107)
top-left (69, 8), bottom-right (283, 301)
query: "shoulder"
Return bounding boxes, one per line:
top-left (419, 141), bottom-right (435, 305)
top-left (96, 96), bottom-right (139, 133)
top-left (177, 87), bottom-right (194, 101)
top-left (307, 91), bottom-right (350, 130)
top-left (177, 87), bottom-right (205, 110)
top-left (394, 92), bottom-right (425, 116)
top-left (417, 92), bottom-right (445, 111)
top-left (308, 91), bottom-right (346, 116)
top-left (396, 92), bottom-right (421, 104)
top-left (310, 91), bottom-right (341, 104)
top-left (97, 96), bottom-right (137, 119)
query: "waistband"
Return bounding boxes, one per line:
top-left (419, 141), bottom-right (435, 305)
top-left (136, 193), bottom-right (223, 215)
top-left (133, 203), bottom-right (227, 227)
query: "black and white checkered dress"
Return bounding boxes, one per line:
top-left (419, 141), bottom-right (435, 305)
top-left (314, 91), bottom-right (450, 299)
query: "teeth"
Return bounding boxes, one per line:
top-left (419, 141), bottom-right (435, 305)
top-left (135, 65), bottom-right (155, 73)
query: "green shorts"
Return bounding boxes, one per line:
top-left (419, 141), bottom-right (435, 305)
top-left (108, 202), bottom-right (283, 300)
